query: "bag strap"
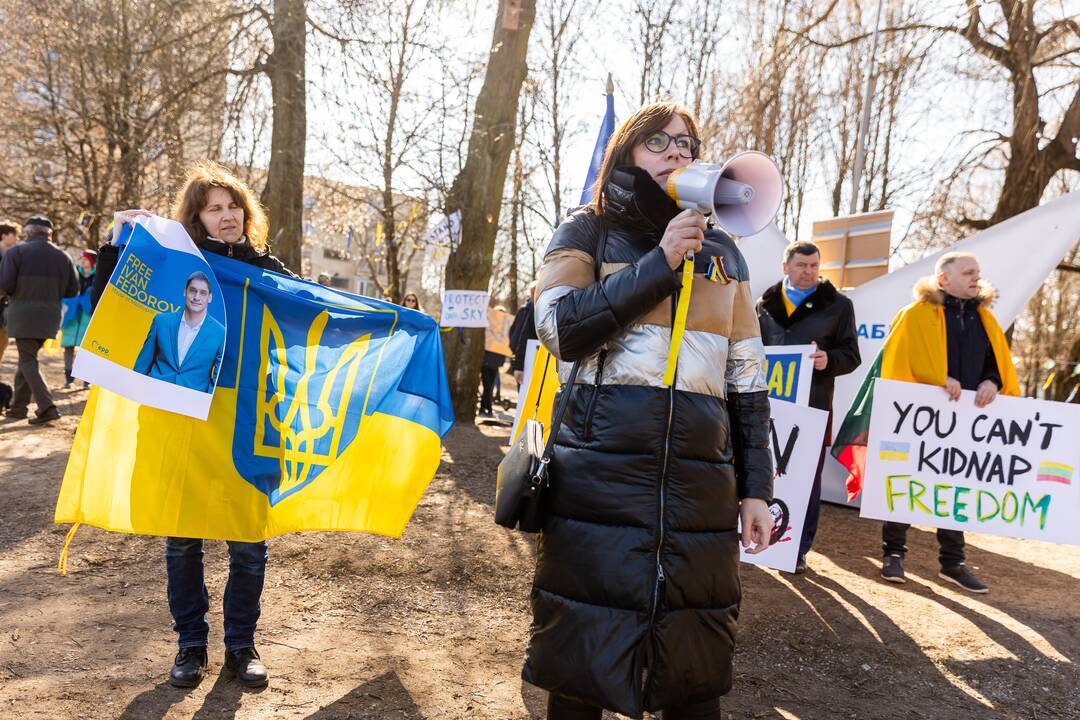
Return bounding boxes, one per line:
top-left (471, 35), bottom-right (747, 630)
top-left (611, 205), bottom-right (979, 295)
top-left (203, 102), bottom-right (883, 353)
top-left (538, 216), bottom-right (608, 466)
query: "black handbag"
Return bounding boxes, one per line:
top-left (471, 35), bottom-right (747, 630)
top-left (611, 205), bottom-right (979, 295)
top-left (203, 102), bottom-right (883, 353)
top-left (494, 219), bottom-right (607, 533)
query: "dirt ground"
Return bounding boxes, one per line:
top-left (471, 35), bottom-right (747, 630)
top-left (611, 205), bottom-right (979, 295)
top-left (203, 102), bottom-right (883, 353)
top-left (0, 350), bottom-right (1077, 720)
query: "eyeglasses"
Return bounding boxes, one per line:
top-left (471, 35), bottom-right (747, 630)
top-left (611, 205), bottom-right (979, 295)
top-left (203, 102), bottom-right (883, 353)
top-left (642, 131), bottom-right (701, 159)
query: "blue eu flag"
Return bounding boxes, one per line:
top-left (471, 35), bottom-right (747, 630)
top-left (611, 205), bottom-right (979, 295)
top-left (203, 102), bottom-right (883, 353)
top-left (579, 74), bottom-right (616, 206)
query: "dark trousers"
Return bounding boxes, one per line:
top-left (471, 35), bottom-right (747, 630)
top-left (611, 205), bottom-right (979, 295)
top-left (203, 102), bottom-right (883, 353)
top-left (164, 537), bottom-right (268, 651)
top-left (882, 522), bottom-right (965, 568)
top-left (11, 338), bottom-right (53, 415)
top-left (63, 345), bottom-right (75, 379)
top-left (547, 693), bottom-right (721, 720)
top-left (480, 365), bottom-right (497, 412)
top-left (798, 444), bottom-right (828, 557)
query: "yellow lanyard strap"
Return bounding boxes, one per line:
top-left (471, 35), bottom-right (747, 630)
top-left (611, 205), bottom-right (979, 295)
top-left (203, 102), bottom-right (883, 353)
top-left (663, 255), bottom-right (695, 387)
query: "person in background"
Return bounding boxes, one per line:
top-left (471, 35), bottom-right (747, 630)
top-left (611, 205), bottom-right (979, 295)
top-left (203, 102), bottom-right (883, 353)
top-left (99, 160), bottom-right (295, 690)
top-left (402, 291), bottom-right (422, 312)
top-left (0, 221), bottom-right (18, 363)
top-left (316, 272), bottom-right (332, 286)
top-left (479, 314), bottom-right (505, 418)
top-left (0, 216), bottom-right (79, 425)
top-left (872, 250), bottom-right (1015, 595)
top-left (60, 249), bottom-right (97, 388)
top-left (756, 240), bottom-right (860, 573)
top-left (508, 281), bottom-right (537, 388)
top-left (874, 251), bottom-right (1018, 593)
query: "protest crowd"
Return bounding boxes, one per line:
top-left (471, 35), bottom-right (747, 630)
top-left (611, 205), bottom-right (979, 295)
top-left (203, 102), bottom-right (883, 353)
top-left (0, 3), bottom-right (1078, 716)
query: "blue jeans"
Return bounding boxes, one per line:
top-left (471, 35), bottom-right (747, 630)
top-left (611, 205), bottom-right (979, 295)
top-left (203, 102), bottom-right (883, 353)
top-left (164, 537), bottom-right (268, 651)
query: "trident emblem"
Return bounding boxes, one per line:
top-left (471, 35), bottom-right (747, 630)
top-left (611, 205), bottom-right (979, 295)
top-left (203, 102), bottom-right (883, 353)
top-left (252, 307), bottom-right (372, 498)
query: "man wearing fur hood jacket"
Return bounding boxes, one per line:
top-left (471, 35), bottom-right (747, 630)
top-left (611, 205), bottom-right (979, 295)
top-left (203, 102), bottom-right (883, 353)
top-left (877, 251), bottom-right (1020, 594)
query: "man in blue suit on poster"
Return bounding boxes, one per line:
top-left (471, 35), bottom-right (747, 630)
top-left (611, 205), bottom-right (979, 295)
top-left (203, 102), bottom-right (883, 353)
top-left (134, 271), bottom-right (225, 393)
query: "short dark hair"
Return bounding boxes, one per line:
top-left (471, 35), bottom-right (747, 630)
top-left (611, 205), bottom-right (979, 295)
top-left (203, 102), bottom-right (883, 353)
top-left (784, 241), bottom-right (820, 263)
top-left (0, 222), bottom-right (17, 237)
top-left (185, 271), bottom-right (211, 292)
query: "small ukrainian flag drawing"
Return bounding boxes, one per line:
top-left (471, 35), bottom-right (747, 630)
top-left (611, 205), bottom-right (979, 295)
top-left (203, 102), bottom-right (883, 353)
top-left (878, 441), bottom-right (910, 461)
top-left (1036, 461), bottom-right (1074, 485)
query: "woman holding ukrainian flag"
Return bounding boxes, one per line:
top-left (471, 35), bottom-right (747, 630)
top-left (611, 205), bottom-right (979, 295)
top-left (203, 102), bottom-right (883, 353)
top-left (92, 161), bottom-right (295, 690)
top-left (522, 102), bottom-right (775, 719)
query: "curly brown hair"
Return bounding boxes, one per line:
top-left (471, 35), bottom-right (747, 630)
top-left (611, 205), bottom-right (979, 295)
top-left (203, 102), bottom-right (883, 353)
top-left (171, 160), bottom-right (270, 251)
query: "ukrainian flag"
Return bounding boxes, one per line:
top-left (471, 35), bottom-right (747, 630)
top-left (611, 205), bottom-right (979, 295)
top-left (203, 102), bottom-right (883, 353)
top-left (878, 440), bottom-right (910, 462)
top-left (55, 253), bottom-right (454, 555)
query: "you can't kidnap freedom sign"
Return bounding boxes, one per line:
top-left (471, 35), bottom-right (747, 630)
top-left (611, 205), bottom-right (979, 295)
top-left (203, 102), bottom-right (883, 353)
top-left (861, 379), bottom-right (1080, 545)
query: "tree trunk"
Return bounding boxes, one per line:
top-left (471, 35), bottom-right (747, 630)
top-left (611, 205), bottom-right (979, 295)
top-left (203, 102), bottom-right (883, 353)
top-left (443, 0), bottom-right (536, 420)
top-left (260, 0), bottom-right (307, 272)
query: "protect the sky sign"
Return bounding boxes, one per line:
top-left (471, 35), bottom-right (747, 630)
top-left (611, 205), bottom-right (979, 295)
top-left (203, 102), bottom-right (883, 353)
top-left (861, 379), bottom-right (1080, 545)
top-left (440, 290), bottom-right (489, 328)
top-left (73, 216), bottom-right (226, 420)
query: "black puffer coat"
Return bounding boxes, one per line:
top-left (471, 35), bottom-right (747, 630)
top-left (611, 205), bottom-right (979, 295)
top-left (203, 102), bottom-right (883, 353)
top-left (756, 279), bottom-right (860, 441)
top-left (523, 168), bottom-right (773, 717)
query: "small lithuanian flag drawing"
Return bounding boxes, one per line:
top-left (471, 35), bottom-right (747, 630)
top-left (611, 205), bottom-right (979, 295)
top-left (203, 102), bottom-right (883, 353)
top-left (878, 441), bottom-right (910, 462)
top-left (1036, 461), bottom-right (1074, 485)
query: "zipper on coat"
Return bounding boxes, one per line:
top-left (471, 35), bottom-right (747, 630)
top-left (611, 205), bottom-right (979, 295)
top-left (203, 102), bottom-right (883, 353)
top-left (643, 285), bottom-right (679, 702)
top-left (581, 349), bottom-right (607, 442)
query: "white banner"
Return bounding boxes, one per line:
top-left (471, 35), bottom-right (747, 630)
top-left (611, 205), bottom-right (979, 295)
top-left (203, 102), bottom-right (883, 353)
top-left (740, 398), bottom-right (829, 572)
top-left (440, 290), bottom-right (489, 328)
top-left (422, 210), bottom-right (461, 250)
top-left (764, 344), bottom-right (815, 406)
top-left (860, 379), bottom-right (1080, 545)
top-left (736, 222), bottom-right (788, 302)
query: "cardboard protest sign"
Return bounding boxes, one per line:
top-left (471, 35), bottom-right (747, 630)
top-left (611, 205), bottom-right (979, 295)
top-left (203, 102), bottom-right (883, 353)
top-left (740, 398), bottom-right (829, 572)
top-left (861, 379), bottom-right (1080, 545)
top-left (440, 290), bottom-right (489, 328)
top-left (764, 344), bottom-right (815, 405)
top-left (74, 216), bottom-right (226, 419)
top-left (485, 308), bottom-right (514, 356)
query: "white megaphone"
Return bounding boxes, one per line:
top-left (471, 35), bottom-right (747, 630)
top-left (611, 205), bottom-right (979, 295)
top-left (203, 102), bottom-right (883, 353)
top-left (664, 151), bottom-right (784, 237)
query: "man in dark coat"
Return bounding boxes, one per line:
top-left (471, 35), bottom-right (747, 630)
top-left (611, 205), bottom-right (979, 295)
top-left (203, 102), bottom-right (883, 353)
top-left (508, 281), bottom-right (538, 388)
top-left (757, 240), bottom-right (860, 572)
top-left (0, 216), bottom-right (79, 425)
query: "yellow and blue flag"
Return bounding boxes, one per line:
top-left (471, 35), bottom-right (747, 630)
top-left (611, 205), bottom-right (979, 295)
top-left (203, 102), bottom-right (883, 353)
top-left (55, 251), bottom-right (454, 557)
top-left (878, 440), bottom-right (910, 462)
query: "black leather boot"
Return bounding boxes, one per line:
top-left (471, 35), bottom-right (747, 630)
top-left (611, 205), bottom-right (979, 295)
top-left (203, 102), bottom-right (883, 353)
top-left (169, 646), bottom-right (208, 688)
top-left (224, 647), bottom-right (268, 687)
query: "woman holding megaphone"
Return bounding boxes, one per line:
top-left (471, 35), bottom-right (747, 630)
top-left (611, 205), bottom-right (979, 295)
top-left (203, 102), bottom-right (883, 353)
top-left (522, 102), bottom-right (776, 720)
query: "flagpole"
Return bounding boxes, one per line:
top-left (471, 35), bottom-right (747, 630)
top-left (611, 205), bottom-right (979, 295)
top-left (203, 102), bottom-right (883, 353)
top-left (849, 0), bottom-right (884, 216)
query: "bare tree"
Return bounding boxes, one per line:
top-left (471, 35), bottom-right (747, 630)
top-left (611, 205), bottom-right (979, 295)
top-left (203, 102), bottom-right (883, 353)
top-left (258, 0), bottom-right (308, 271)
top-left (443, 0), bottom-right (538, 420)
top-left (531, 0), bottom-right (587, 226)
top-left (0, 0), bottom-right (235, 246)
top-left (631, 0), bottom-right (678, 104)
